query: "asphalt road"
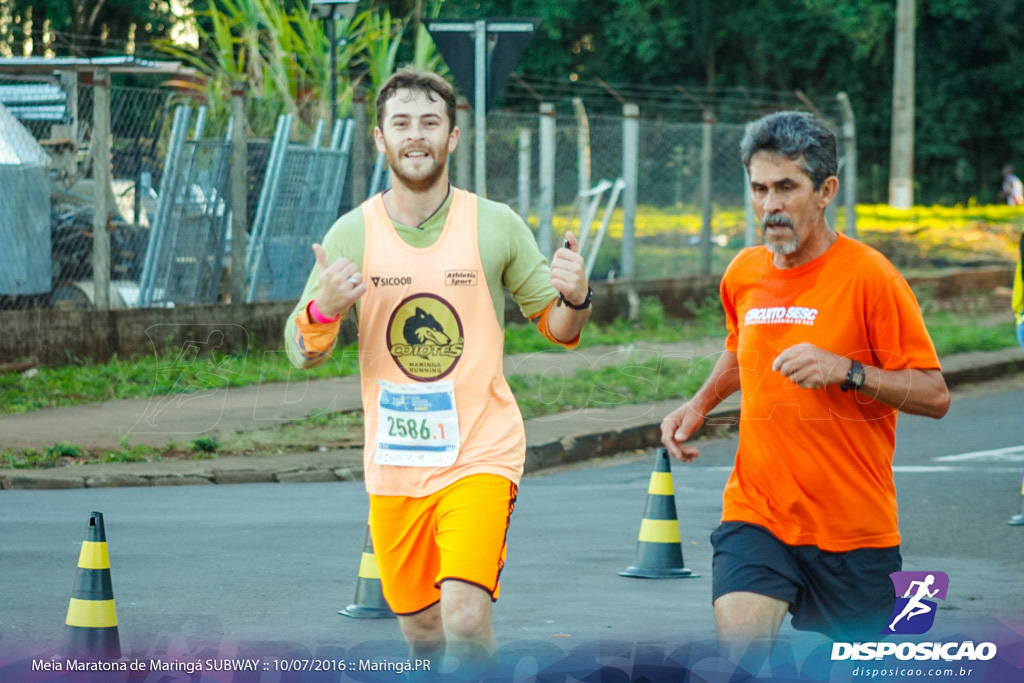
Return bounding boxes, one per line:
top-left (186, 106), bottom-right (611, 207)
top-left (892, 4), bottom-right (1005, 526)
top-left (2, 376), bottom-right (1023, 681)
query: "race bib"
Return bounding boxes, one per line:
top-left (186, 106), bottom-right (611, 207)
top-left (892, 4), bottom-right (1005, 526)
top-left (374, 379), bottom-right (460, 467)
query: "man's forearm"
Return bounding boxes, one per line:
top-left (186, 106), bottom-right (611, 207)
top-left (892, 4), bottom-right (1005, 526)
top-left (691, 350), bottom-right (741, 415)
top-left (856, 365), bottom-right (950, 419)
top-left (546, 300), bottom-right (592, 343)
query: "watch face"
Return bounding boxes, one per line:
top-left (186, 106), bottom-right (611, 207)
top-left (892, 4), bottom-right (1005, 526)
top-left (851, 363), bottom-right (865, 387)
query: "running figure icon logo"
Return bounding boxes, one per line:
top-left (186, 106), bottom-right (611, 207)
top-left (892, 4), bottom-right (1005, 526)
top-left (883, 571), bottom-right (949, 635)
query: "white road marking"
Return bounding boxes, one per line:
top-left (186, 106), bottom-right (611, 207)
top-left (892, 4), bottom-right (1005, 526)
top-left (933, 445), bottom-right (1024, 463)
top-left (893, 466), bottom-right (959, 473)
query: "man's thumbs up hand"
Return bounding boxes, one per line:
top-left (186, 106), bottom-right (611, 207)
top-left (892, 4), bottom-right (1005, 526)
top-left (310, 243), bottom-right (365, 319)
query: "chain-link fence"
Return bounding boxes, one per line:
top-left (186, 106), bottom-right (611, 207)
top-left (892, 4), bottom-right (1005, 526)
top-left (0, 73), bottom-right (849, 311)
top-left (479, 109), bottom-right (784, 279)
top-left (483, 110), bottom-right (749, 211)
top-left (137, 105), bottom-right (232, 307)
top-left (245, 116), bottom-right (354, 303)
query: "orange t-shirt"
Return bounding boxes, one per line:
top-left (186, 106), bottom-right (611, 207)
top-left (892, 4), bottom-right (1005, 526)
top-left (357, 189), bottom-right (526, 497)
top-left (720, 234), bottom-right (941, 551)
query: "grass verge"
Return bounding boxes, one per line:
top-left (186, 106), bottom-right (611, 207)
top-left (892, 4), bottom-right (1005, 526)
top-left (1, 300), bottom-right (1017, 469)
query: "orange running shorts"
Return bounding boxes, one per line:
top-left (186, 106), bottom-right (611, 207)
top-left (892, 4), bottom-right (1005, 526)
top-left (369, 473), bottom-right (518, 615)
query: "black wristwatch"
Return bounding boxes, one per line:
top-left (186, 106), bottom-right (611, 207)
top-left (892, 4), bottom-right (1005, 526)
top-left (841, 360), bottom-right (866, 392)
top-left (561, 286), bottom-right (593, 310)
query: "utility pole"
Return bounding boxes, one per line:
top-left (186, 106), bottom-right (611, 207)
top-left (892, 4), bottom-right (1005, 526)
top-left (889, 0), bottom-right (915, 209)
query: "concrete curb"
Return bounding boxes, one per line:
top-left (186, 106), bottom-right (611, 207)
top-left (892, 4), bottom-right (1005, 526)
top-left (0, 450), bottom-right (365, 490)
top-left (0, 424), bottom-right (722, 490)
top-left (2, 349), bottom-right (1021, 491)
top-left (525, 349), bottom-right (1024, 474)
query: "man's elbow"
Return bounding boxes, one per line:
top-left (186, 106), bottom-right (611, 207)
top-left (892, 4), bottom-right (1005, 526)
top-left (929, 390), bottom-right (951, 419)
top-left (923, 380), bottom-right (951, 419)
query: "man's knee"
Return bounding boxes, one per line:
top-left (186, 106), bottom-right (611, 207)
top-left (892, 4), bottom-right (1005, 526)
top-left (440, 580), bottom-right (494, 643)
top-left (442, 591), bottom-right (490, 638)
top-left (714, 591), bottom-right (789, 640)
top-left (399, 606), bottom-right (444, 653)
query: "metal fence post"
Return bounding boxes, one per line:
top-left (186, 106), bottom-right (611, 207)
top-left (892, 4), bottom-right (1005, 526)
top-left (351, 86), bottom-right (368, 205)
top-left (229, 81), bottom-right (248, 302)
top-left (473, 19), bottom-right (487, 197)
top-left (621, 103), bottom-right (639, 280)
top-left (91, 68), bottom-right (111, 309)
top-left (456, 96), bottom-right (472, 191)
top-left (517, 128), bottom-right (532, 224)
top-left (538, 102), bottom-right (556, 259)
top-left (574, 98), bottom-right (591, 203)
top-left (331, 118), bottom-right (355, 199)
top-left (744, 168), bottom-right (757, 247)
top-left (59, 71), bottom-right (81, 145)
top-left (889, 0), bottom-right (915, 209)
top-left (838, 92), bottom-right (858, 239)
top-left (699, 109), bottom-right (714, 276)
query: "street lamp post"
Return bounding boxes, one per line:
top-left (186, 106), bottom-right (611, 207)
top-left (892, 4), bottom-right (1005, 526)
top-left (308, 0), bottom-right (359, 123)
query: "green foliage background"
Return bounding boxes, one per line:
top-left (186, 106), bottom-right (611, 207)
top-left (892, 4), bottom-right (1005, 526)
top-left (3, 0), bottom-right (1024, 203)
top-left (453, 0), bottom-right (1024, 206)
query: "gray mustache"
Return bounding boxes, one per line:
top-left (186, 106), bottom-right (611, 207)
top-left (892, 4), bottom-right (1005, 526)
top-left (762, 215), bottom-right (794, 230)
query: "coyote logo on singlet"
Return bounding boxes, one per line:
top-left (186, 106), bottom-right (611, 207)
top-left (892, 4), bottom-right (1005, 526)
top-left (387, 294), bottom-right (464, 381)
top-left (404, 308), bottom-right (451, 346)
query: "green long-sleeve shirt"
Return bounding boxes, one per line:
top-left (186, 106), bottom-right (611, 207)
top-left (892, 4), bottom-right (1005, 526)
top-left (285, 190), bottom-right (559, 368)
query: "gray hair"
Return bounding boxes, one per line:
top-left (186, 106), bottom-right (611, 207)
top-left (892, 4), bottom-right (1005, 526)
top-left (740, 111), bottom-right (838, 189)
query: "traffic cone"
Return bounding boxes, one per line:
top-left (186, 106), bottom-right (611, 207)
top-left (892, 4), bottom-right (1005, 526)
top-left (63, 511), bottom-right (121, 660)
top-left (620, 448), bottom-right (698, 579)
top-left (339, 522), bottom-right (395, 619)
top-left (1009, 463), bottom-right (1024, 526)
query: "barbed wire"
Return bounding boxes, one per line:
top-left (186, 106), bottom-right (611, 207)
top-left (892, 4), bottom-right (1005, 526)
top-left (501, 73), bottom-right (844, 125)
top-left (1, 29), bottom-right (172, 61)
top-left (6, 24), bottom-right (834, 124)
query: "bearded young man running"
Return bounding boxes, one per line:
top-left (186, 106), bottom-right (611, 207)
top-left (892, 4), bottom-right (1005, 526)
top-left (285, 66), bottom-right (592, 676)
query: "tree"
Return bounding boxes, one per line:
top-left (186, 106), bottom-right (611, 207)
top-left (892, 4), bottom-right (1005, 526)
top-left (30, 0), bottom-right (1020, 203)
top-left (156, 0), bottom-right (373, 135)
top-left (0, 0), bottom-right (174, 57)
top-left (153, 0), bottom-right (450, 135)
top-left (435, 0), bottom-right (1024, 204)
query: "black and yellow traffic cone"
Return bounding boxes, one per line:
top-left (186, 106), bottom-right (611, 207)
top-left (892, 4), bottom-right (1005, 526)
top-left (620, 448), bottom-right (698, 579)
top-left (63, 511), bottom-right (121, 660)
top-left (339, 522), bottom-right (395, 619)
top-left (1009, 462), bottom-right (1024, 526)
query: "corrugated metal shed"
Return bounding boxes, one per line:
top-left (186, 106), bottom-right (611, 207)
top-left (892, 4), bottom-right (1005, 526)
top-left (0, 100), bottom-right (51, 165)
top-left (0, 101), bottom-right (52, 294)
top-left (0, 55), bottom-right (193, 76)
top-left (0, 82), bottom-right (68, 123)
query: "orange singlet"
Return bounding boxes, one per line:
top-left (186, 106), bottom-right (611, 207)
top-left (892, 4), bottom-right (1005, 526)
top-left (358, 188), bottom-right (526, 613)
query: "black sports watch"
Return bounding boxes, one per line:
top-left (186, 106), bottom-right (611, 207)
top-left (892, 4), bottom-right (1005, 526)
top-left (841, 360), bottom-right (866, 392)
top-left (561, 286), bottom-right (593, 310)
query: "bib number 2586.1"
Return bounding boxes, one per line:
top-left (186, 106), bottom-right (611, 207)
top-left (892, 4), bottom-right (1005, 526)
top-left (374, 379), bottom-right (460, 467)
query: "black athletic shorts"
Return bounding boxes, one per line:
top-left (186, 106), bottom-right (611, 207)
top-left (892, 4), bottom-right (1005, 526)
top-left (710, 521), bottom-right (902, 640)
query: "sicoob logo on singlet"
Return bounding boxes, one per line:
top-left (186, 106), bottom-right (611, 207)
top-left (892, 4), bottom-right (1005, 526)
top-left (386, 294), bottom-right (465, 381)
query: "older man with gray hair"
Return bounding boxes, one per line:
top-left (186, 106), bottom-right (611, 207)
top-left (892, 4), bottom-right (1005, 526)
top-left (661, 111), bottom-right (950, 660)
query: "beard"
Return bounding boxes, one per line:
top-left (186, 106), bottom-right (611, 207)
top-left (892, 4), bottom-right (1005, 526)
top-left (387, 145), bottom-right (447, 193)
top-left (762, 214), bottom-right (798, 256)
